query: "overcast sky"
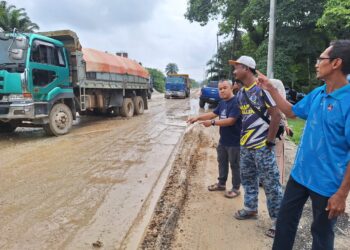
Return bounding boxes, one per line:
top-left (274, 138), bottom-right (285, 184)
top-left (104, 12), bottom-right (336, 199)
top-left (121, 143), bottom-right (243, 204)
top-left (7, 0), bottom-right (219, 81)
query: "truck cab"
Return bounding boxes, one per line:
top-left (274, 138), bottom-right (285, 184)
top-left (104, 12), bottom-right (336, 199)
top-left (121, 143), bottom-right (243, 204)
top-left (0, 29), bottom-right (75, 134)
top-left (199, 80), bottom-right (220, 108)
top-left (164, 74), bottom-right (190, 99)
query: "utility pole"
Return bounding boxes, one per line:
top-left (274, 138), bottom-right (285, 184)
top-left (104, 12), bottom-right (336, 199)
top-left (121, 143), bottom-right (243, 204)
top-left (216, 32), bottom-right (219, 59)
top-left (267, 0), bottom-right (276, 78)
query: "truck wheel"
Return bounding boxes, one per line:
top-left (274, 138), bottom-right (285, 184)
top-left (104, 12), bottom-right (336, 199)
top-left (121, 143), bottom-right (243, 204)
top-left (133, 96), bottom-right (144, 115)
top-left (120, 98), bottom-right (134, 117)
top-left (199, 99), bottom-right (205, 108)
top-left (0, 121), bottom-right (17, 133)
top-left (44, 103), bottom-right (73, 136)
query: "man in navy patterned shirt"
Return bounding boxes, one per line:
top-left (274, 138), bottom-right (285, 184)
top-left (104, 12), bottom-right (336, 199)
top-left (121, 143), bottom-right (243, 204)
top-left (230, 56), bottom-right (283, 238)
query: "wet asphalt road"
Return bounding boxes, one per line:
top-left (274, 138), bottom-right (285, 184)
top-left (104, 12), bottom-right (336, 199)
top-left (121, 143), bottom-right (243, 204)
top-left (0, 91), bottom-right (202, 250)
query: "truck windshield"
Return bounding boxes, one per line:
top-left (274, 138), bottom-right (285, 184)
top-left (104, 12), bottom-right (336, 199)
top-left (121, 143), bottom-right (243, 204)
top-left (0, 38), bottom-right (27, 73)
top-left (166, 77), bottom-right (185, 84)
top-left (207, 81), bottom-right (218, 88)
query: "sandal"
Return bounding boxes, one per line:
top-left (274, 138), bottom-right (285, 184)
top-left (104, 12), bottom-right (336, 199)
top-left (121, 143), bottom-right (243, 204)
top-left (224, 189), bottom-right (241, 198)
top-left (208, 183), bottom-right (226, 191)
top-left (234, 209), bottom-right (258, 220)
top-left (265, 228), bottom-right (275, 238)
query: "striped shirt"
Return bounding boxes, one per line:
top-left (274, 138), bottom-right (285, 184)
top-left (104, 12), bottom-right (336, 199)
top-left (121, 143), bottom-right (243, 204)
top-left (236, 82), bottom-right (276, 149)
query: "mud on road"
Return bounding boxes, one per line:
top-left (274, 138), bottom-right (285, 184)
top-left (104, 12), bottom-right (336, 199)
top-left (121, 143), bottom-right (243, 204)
top-left (0, 92), bottom-right (199, 250)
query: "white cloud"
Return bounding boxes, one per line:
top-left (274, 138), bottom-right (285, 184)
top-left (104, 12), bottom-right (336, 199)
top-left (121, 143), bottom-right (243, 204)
top-left (7, 0), bottom-right (218, 81)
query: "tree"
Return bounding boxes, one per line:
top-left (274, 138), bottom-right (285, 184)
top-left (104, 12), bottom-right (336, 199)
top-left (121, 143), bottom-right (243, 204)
top-left (146, 67), bottom-right (166, 93)
top-left (165, 63), bottom-right (179, 75)
top-left (186, 0), bottom-right (332, 92)
top-left (317, 0), bottom-right (350, 39)
top-left (0, 1), bottom-right (39, 32)
top-left (190, 78), bottom-right (200, 88)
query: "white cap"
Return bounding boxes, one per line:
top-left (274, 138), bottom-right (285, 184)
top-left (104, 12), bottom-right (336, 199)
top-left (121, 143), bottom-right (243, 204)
top-left (229, 56), bottom-right (256, 69)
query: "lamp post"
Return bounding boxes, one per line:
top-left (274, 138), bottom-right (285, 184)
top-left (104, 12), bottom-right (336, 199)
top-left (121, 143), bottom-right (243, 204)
top-left (267, 0), bottom-right (276, 78)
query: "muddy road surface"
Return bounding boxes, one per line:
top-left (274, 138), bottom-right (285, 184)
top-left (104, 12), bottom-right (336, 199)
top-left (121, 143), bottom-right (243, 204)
top-left (0, 91), bottom-right (202, 250)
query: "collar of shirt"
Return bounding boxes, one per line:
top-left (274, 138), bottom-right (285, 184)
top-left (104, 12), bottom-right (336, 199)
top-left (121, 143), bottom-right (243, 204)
top-left (243, 82), bottom-right (257, 91)
top-left (321, 83), bottom-right (350, 100)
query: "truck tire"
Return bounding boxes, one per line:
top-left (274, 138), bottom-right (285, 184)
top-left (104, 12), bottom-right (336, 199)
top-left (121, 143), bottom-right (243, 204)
top-left (0, 121), bottom-right (17, 133)
top-left (44, 103), bottom-right (73, 136)
top-left (133, 96), bottom-right (144, 115)
top-left (120, 98), bottom-right (134, 117)
top-left (199, 99), bottom-right (205, 108)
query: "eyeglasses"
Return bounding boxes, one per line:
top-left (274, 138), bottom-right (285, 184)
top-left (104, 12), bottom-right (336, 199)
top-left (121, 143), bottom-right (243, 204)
top-left (316, 57), bottom-right (334, 64)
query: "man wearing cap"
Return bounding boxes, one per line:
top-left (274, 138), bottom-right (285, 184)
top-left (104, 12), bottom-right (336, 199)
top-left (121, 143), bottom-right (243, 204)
top-left (229, 56), bottom-right (283, 238)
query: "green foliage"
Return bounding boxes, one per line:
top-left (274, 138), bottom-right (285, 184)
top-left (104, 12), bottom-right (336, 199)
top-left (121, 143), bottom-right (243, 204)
top-left (317, 0), bottom-right (350, 38)
top-left (185, 0), bottom-right (348, 92)
top-left (146, 68), bottom-right (165, 93)
top-left (185, 0), bottom-right (220, 26)
top-left (287, 118), bottom-right (305, 145)
top-left (165, 63), bottom-right (179, 75)
top-left (190, 78), bottom-right (200, 88)
top-left (0, 1), bottom-right (39, 32)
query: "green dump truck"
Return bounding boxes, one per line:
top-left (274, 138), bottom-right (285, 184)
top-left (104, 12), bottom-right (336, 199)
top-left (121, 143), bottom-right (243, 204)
top-left (0, 29), bottom-right (150, 135)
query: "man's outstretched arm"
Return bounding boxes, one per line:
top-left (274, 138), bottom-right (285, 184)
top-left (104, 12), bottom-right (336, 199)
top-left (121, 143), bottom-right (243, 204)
top-left (256, 70), bottom-right (296, 118)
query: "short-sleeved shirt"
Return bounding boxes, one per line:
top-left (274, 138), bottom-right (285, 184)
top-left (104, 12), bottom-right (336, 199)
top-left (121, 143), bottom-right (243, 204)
top-left (236, 82), bottom-right (276, 149)
top-left (291, 84), bottom-right (350, 197)
top-left (213, 96), bottom-right (241, 147)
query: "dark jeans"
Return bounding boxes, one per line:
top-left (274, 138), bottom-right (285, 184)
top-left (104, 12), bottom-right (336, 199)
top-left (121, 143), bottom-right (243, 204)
top-left (273, 177), bottom-right (337, 250)
top-left (217, 144), bottom-right (240, 190)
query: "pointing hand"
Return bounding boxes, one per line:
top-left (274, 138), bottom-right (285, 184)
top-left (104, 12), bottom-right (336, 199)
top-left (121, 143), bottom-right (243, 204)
top-left (256, 70), bottom-right (274, 91)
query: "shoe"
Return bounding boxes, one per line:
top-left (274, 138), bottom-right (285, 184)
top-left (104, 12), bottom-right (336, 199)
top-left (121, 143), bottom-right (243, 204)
top-left (208, 183), bottom-right (226, 191)
top-left (234, 209), bottom-right (258, 220)
top-left (224, 189), bottom-right (241, 198)
top-left (265, 228), bottom-right (275, 238)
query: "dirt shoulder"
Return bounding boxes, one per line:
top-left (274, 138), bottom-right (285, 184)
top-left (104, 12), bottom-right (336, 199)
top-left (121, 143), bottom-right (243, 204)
top-left (140, 125), bottom-right (350, 250)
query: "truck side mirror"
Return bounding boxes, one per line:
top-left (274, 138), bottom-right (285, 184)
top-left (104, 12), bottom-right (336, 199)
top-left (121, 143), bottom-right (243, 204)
top-left (0, 28), bottom-right (9, 40)
top-left (15, 36), bottom-right (28, 49)
top-left (10, 49), bottom-right (24, 60)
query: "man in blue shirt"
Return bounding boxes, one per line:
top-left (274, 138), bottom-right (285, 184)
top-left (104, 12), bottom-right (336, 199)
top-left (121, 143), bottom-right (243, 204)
top-left (187, 79), bottom-right (242, 198)
top-left (257, 40), bottom-right (350, 250)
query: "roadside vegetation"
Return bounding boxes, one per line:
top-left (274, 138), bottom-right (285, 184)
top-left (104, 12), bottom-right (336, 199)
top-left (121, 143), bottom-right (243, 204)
top-left (186, 0), bottom-right (350, 93)
top-left (287, 118), bottom-right (306, 145)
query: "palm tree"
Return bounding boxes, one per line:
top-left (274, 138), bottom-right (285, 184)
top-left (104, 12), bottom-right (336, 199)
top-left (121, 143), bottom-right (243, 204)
top-left (165, 63), bottom-right (179, 75)
top-left (0, 1), bottom-right (39, 32)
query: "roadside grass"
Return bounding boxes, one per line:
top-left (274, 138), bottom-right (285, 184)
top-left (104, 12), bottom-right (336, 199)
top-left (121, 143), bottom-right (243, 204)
top-left (287, 118), bottom-right (305, 145)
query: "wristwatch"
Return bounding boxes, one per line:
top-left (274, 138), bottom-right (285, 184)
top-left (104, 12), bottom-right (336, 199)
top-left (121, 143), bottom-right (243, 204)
top-left (211, 119), bottom-right (216, 126)
top-left (266, 140), bottom-right (276, 147)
